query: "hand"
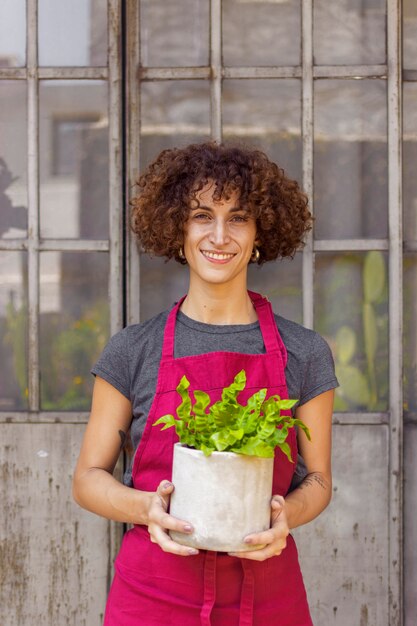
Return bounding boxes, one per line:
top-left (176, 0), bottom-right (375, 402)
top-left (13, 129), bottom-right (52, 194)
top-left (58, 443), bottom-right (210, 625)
top-left (147, 480), bottom-right (199, 557)
top-left (228, 495), bottom-right (289, 561)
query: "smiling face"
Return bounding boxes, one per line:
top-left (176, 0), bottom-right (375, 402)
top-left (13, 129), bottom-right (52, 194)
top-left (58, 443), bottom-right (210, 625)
top-left (183, 181), bottom-right (257, 291)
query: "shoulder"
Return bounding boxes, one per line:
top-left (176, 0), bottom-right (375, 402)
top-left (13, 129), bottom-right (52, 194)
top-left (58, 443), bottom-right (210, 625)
top-left (275, 314), bottom-right (332, 361)
top-left (123, 310), bottom-right (169, 346)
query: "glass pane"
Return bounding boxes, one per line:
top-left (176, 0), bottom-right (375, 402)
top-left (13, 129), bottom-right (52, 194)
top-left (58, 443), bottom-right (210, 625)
top-left (404, 422), bottom-right (417, 622)
top-left (140, 256), bottom-right (189, 321)
top-left (404, 255), bottom-right (417, 413)
top-left (314, 0), bottom-right (386, 65)
top-left (404, 0), bottom-right (417, 70)
top-left (0, 0), bottom-right (26, 67)
top-left (39, 81), bottom-right (109, 239)
top-left (223, 0), bottom-right (301, 67)
top-left (314, 80), bottom-right (387, 239)
top-left (248, 254), bottom-right (302, 325)
top-left (40, 252), bottom-right (110, 410)
top-left (223, 80), bottom-right (302, 181)
top-left (140, 81), bottom-right (211, 169)
top-left (140, 0), bottom-right (209, 67)
top-left (0, 252), bottom-right (28, 410)
top-left (315, 252), bottom-right (389, 412)
top-left (39, 0), bottom-right (107, 66)
top-left (0, 82), bottom-right (27, 239)
top-left (404, 83), bottom-right (417, 241)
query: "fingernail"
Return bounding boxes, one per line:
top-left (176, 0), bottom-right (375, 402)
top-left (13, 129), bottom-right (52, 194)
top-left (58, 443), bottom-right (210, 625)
top-left (183, 525), bottom-right (193, 532)
top-left (244, 537), bottom-right (252, 544)
top-left (188, 548), bottom-right (198, 555)
top-left (164, 482), bottom-right (173, 489)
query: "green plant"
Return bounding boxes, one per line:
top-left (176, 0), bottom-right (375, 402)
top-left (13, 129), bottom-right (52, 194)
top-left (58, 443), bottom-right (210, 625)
top-left (154, 369), bottom-right (310, 460)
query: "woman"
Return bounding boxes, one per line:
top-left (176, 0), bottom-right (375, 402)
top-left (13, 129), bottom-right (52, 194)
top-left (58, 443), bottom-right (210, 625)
top-left (73, 142), bottom-right (338, 625)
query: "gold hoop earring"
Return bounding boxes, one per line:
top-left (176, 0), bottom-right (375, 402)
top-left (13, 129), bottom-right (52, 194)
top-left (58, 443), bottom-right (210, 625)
top-left (251, 247), bottom-right (260, 263)
top-left (178, 247), bottom-right (186, 260)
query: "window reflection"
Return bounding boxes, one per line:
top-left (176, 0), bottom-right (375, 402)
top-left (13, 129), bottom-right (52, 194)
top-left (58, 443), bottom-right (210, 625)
top-left (403, 83), bottom-right (417, 241)
top-left (223, 0), bottom-right (301, 67)
top-left (0, 252), bottom-right (28, 410)
top-left (314, 0), bottom-right (386, 65)
top-left (0, 0), bottom-right (26, 67)
top-left (404, 0), bottom-right (417, 70)
top-left (0, 82), bottom-right (27, 239)
top-left (140, 81), bottom-right (210, 169)
top-left (39, 81), bottom-right (109, 239)
top-left (223, 80), bottom-right (302, 182)
top-left (404, 254), bottom-right (417, 413)
top-left (140, 0), bottom-right (209, 67)
top-left (39, 252), bottom-right (110, 411)
top-left (39, 0), bottom-right (107, 67)
top-left (314, 79), bottom-right (387, 239)
top-left (248, 255), bottom-right (302, 325)
top-left (315, 252), bottom-right (389, 412)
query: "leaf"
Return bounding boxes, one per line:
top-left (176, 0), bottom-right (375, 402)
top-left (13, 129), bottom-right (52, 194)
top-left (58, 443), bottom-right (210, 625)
top-left (363, 251), bottom-right (386, 304)
top-left (278, 442), bottom-right (294, 463)
top-left (152, 369), bottom-right (308, 459)
top-left (335, 325), bottom-right (356, 365)
top-left (336, 364), bottom-right (371, 408)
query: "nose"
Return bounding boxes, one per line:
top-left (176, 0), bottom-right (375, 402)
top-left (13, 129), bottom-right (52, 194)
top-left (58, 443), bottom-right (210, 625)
top-left (208, 219), bottom-right (231, 246)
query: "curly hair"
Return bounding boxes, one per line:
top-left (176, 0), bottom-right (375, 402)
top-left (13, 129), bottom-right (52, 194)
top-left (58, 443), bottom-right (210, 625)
top-left (131, 142), bottom-right (312, 265)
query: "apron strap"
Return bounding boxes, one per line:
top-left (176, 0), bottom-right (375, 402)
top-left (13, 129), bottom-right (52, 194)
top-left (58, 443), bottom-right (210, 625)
top-left (200, 551), bottom-right (217, 626)
top-left (239, 560), bottom-right (255, 626)
top-left (162, 292), bottom-right (286, 362)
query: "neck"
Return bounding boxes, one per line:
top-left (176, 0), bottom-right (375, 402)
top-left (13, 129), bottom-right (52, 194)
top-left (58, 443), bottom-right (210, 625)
top-left (180, 280), bottom-right (257, 325)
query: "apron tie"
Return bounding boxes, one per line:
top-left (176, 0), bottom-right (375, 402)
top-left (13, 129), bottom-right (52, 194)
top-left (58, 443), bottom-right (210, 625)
top-left (200, 551), bottom-right (217, 626)
top-left (239, 560), bottom-right (255, 626)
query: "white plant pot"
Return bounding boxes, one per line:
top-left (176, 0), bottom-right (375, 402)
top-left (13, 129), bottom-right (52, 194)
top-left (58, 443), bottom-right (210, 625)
top-left (169, 442), bottom-right (274, 552)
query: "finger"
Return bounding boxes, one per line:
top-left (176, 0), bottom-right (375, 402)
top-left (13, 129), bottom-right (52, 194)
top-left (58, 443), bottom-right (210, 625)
top-left (150, 507), bottom-right (195, 535)
top-left (229, 536), bottom-right (287, 562)
top-left (243, 527), bottom-right (277, 547)
top-left (150, 525), bottom-right (199, 557)
top-left (155, 480), bottom-right (175, 508)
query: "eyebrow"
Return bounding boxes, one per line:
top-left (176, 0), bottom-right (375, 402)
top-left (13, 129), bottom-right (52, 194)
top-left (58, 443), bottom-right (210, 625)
top-left (191, 205), bottom-right (245, 212)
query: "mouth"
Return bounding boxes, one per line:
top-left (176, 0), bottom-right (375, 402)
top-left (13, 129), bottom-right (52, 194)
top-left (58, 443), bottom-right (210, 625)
top-left (200, 250), bottom-right (236, 263)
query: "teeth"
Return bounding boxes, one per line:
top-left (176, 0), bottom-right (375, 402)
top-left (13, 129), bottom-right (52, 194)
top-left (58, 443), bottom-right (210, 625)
top-left (202, 251), bottom-right (235, 260)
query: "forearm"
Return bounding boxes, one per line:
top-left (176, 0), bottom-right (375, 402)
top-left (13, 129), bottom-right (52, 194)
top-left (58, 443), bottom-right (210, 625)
top-left (73, 467), bottom-right (153, 526)
top-left (284, 471), bottom-right (332, 530)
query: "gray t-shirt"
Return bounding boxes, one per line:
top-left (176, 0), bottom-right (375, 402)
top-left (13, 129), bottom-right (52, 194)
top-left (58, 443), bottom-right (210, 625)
top-left (92, 309), bottom-right (338, 486)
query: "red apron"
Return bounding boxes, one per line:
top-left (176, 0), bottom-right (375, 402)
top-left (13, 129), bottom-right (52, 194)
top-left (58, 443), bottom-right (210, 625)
top-left (103, 292), bottom-right (313, 626)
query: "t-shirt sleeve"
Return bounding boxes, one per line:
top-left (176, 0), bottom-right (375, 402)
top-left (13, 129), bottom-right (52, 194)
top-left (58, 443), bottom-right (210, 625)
top-left (298, 333), bottom-right (339, 406)
top-left (91, 328), bottom-right (130, 400)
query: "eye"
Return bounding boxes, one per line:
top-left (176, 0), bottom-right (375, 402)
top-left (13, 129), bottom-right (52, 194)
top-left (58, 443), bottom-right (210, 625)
top-left (230, 214), bottom-right (249, 223)
top-left (193, 212), bottom-right (211, 221)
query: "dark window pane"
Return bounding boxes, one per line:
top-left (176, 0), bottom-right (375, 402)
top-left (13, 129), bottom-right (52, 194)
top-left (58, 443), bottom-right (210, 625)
top-left (39, 252), bottom-right (110, 410)
top-left (0, 82), bottom-right (27, 239)
top-left (223, 80), bottom-right (302, 182)
top-left (404, 83), bottom-right (417, 241)
top-left (0, 252), bottom-right (28, 410)
top-left (314, 80), bottom-right (387, 239)
top-left (404, 0), bottom-right (417, 70)
top-left (314, 0), bottom-right (386, 65)
top-left (404, 254), bottom-right (417, 413)
top-left (315, 252), bottom-right (389, 412)
top-left (140, 0), bottom-right (209, 67)
top-left (39, 0), bottom-right (107, 67)
top-left (140, 256), bottom-right (189, 321)
top-left (39, 81), bottom-right (109, 239)
top-left (140, 81), bottom-right (210, 169)
top-left (248, 255), bottom-right (302, 325)
top-left (223, 0), bottom-right (301, 67)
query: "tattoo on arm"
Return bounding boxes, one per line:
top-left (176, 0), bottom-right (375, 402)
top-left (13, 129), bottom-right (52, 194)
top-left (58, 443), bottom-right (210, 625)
top-left (299, 472), bottom-right (328, 491)
top-left (118, 430), bottom-right (126, 450)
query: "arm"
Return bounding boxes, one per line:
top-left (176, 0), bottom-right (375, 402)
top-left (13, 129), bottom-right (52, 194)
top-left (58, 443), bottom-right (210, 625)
top-left (72, 376), bottom-right (198, 556)
top-left (229, 388), bottom-right (334, 560)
